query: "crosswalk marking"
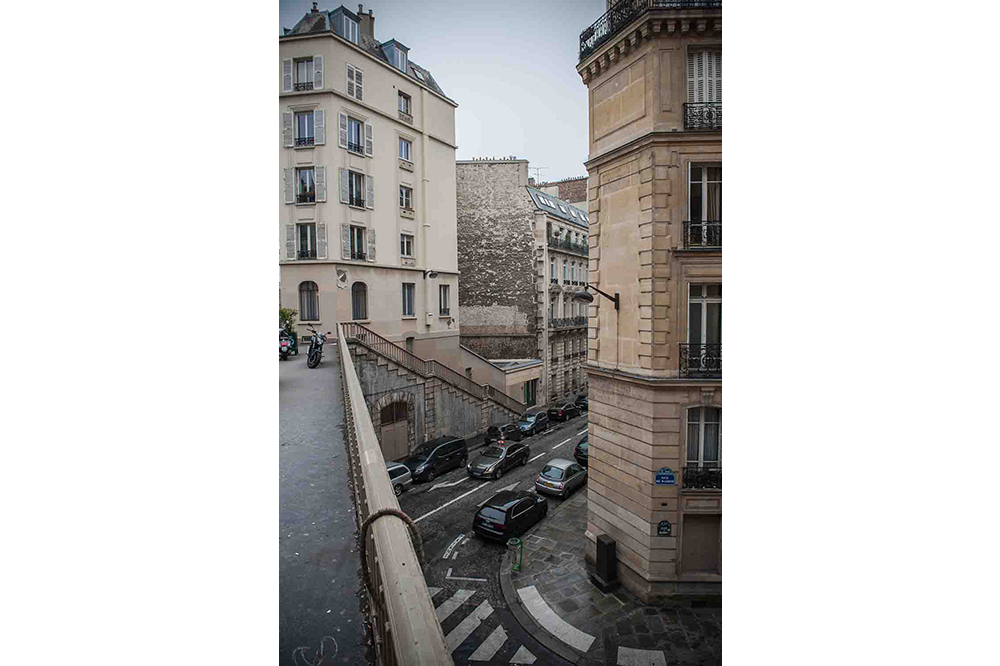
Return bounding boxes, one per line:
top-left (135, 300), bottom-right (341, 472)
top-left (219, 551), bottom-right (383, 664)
top-left (435, 589), bottom-right (475, 623)
top-left (617, 646), bottom-right (666, 666)
top-left (469, 624), bottom-right (507, 661)
top-left (427, 587), bottom-right (442, 598)
top-left (445, 598), bottom-right (494, 652)
top-left (509, 645), bottom-right (537, 664)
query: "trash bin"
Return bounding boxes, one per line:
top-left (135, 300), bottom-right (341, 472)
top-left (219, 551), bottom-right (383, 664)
top-left (507, 537), bottom-right (523, 572)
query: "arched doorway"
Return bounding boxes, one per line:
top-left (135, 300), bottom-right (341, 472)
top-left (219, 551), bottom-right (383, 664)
top-left (379, 401), bottom-right (409, 462)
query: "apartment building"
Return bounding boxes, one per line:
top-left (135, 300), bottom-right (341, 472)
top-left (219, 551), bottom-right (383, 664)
top-left (576, 1), bottom-right (722, 600)
top-left (279, 3), bottom-right (462, 368)
top-left (535, 175), bottom-right (588, 205)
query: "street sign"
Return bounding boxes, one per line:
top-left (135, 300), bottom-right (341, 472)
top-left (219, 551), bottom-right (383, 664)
top-left (654, 467), bottom-right (676, 485)
top-left (657, 520), bottom-right (672, 536)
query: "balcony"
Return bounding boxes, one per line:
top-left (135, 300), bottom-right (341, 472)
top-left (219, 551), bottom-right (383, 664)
top-left (350, 197), bottom-right (366, 208)
top-left (440, 308), bottom-right (450, 316)
top-left (682, 465), bottom-right (721, 490)
top-left (296, 192), bottom-right (315, 204)
top-left (683, 102), bottom-right (722, 131)
top-left (550, 316), bottom-right (588, 330)
top-left (550, 277), bottom-right (558, 284)
top-left (347, 141), bottom-right (364, 154)
top-left (682, 221), bottom-right (722, 250)
top-left (351, 251), bottom-right (367, 261)
top-left (294, 82), bottom-right (314, 92)
top-left (298, 249), bottom-right (316, 259)
top-left (679, 343), bottom-right (721, 378)
top-left (398, 110), bottom-right (413, 124)
top-left (295, 136), bottom-right (315, 147)
top-left (579, 0), bottom-right (723, 61)
top-left (548, 236), bottom-right (589, 257)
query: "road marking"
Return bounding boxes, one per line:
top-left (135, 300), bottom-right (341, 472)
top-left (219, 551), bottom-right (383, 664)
top-left (435, 589), bottom-right (475, 623)
top-left (430, 477), bottom-right (470, 492)
top-left (461, 537), bottom-right (470, 546)
top-left (414, 482), bottom-right (490, 523)
top-left (528, 452), bottom-right (545, 463)
top-left (517, 585), bottom-right (596, 653)
top-left (478, 481), bottom-right (518, 506)
top-left (577, 429), bottom-right (587, 435)
top-left (445, 599), bottom-right (493, 652)
top-left (510, 645), bottom-right (537, 664)
top-left (551, 437), bottom-right (572, 450)
top-left (442, 534), bottom-right (465, 560)
top-left (451, 552), bottom-right (458, 560)
top-left (427, 587), bottom-right (442, 598)
top-left (469, 624), bottom-right (508, 661)
top-left (617, 646), bottom-right (667, 666)
top-left (446, 567), bottom-right (488, 582)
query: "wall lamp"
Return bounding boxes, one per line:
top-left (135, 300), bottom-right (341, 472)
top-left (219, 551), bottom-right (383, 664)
top-left (572, 284), bottom-right (619, 311)
top-left (423, 270), bottom-right (439, 279)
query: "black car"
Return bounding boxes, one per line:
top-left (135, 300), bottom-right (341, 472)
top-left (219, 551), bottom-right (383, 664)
top-left (473, 490), bottom-right (548, 541)
top-left (485, 422), bottom-right (524, 444)
top-left (574, 396), bottom-right (588, 412)
top-left (467, 441), bottom-right (530, 480)
top-left (401, 435), bottom-right (468, 482)
top-left (517, 407), bottom-right (550, 437)
top-left (574, 435), bottom-right (588, 467)
top-left (547, 402), bottom-right (581, 422)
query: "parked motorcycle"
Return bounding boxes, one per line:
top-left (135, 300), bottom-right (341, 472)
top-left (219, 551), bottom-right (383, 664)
top-left (279, 328), bottom-right (292, 361)
top-left (305, 324), bottom-right (328, 368)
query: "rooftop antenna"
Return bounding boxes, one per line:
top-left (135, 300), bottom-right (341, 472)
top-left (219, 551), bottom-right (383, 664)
top-left (529, 166), bottom-right (549, 182)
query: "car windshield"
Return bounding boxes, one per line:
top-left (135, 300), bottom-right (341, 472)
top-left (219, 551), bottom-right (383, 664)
top-left (479, 507), bottom-right (506, 523)
top-left (480, 447), bottom-right (503, 459)
top-left (518, 418), bottom-right (533, 426)
top-left (409, 447), bottom-right (431, 461)
top-left (521, 414), bottom-right (537, 422)
top-left (541, 465), bottom-right (565, 480)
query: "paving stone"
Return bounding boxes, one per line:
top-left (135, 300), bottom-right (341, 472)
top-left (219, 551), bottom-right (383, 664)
top-left (635, 634), bottom-right (656, 648)
top-left (558, 598), bottom-right (580, 613)
top-left (616, 620), bottom-right (634, 636)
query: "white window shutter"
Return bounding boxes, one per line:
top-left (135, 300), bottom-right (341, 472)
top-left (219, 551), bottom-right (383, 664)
top-left (314, 109), bottom-right (326, 145)
top-left (315, 166), bottom-right (327, 202)
top-left (346, 64), bottom-right (355, 98)
top-left (283, 112), bottom-right (293, 148)
top-left (339, 168), bottom-right (349, 203)
top-left (317, 223), bottom-right (328, 259)
top-left (338, 112), bottom-right (348, 148)
top-left (365, 175), bottom-right (374, 210)
top-left (286, 224), bottom-right (296, 259)
top-left (696, 50), bottom-right (705, 102)
top-left (687, 51), bottom-right (695, 103)
top-left (715, 51), bottom-right (722, 102)
top-left (355, 68), bottom-right (364, 100)
top-left (364, 122), bottom-right (373, 156)
top-left (367, 228), bottom-right (376, 262)
top-left (341, 223), bottom-right (351, 259)
top-left (282, 58), bottom-right (293, 92)
top-left (284, 168), bottom-right (294, 204)
top-left (313, 55), bottom-right (324, 90)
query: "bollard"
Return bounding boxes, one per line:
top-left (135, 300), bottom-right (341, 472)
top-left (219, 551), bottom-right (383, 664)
top-left (507, 537), bottom-right (523, 572)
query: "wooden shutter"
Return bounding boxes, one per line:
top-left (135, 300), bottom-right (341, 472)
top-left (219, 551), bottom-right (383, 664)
top-left (317, 223), bottom-right (328, 259)
top-left (355, 67), bottom-right (364, 100)
top-left (341, 223), bottom-right (351, 259)
top-left (705, 50), bottom-right (717, 103)
top-left (364, 121), bottom-right (373, 156)
top-left (346, 64), bottom-right (355, 98)
top-left (282, 58), bottom-right (292, 92)
top-left (687, 51), bottom-right (696, 103)
top-left (314, 109), bottom-right (325, 145)
top-left (714, 51), bottom-right (722, 102)
top-left (286, 224), bottom-right (296, 259)
top-left (315, 166), bottom-right (327, 202)
top-left (283, 168), bottom-right (293, 204)
top-left (367, 228), bottom-right (376, 262)
top-left (339, 168), bottom-right (349, 203)
top-left (282, 112), bottom-right (293, 148)
top-left (338, 112), bottom-right (348, 148)
top-left (313, 55), bottom-right (324, 90)
top-left (365, 174), bottom-right (374, 210)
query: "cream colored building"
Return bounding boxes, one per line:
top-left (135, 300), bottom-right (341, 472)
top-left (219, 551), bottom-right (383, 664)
top-left (279, 4), bottom-right (462, 368)
top-left (577, 1), bottom-right (722, 599)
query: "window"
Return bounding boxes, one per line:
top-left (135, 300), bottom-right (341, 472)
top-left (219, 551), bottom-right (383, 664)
top-left (349, 171), bottom-right (365, 207)
top-left (687, 49), bottom-right (722, 104)
top-left (402, 283), bottom-right (415, 316)
top-left (346, 63), bottom-right (364, 101)
top-left (350, 226), bottom-right (366, 260)
top-left (550, 299), bottom-right (556, 320)
top-left (399, 137), bottom-right (412, 162)
top-left (297, 223), bottom-right (316, 259)
top-left (347, 117), bottom-right (363, 154)
top-left (399, 185), bottom-right (413, 210)
top-left (689, 165), bottom-right (722, 222)
top-left (550, 258), bottom-right (556, 282)
top-left (343, 16), bottom-right (359, 44)
top-left (439, 284), bottom-right (450, 316)
top-left (563, 259), bottom-right (568, 281)
top-left (351, 282), bottom-right (368, 320)
top-left (296, 168), bottom-right (315, 203)
top-left (398, 92), bottom-right (411, 116)
top-left (523, 379), bottom-right (537, 407)
top-left (687, 406), bottom-right (721, 467)
top-left (295, 111), bottom-right (314, 147)
top-left (393, 49), bottom-right (407, 72)
top-left (295, 58), bottom-right (314, 91)
top-left (688, 283), bottom-right (722, 347)
top-left (400, 233), bottom-right (414, 257)
top-left (299, 281), bottom-right (319, 321)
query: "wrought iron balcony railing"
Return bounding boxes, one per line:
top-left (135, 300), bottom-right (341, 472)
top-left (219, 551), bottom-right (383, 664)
top-left (550, 277), bottom-right (558, 284)
top-left (296, 192), bottom-right (315, 204)
top-left (679, 343), bottom-right (721, 378)
top-left (398, 110), bottom-right (413, 124)
top-left (295, 136), bottom-right (315, 147)
top-left (351, 250), bottom-right (367, 261)
top-left (682, 465), bottom-right (721, 490)
top-left (298, 249), bottom-right (316, 259)
top-left (294, 82), bottom-right (314, 92)
top-left (548, 236), bottom-right (589, 257)
top-left (550, 317), bottom-right (588, 329)
top-left (440, 308), bottom-right (450, 316)
top-left (347, 141), bottom-right (364, 154)
top-left (580, 0), bottom-right (723, 61)
top-left (683, 221), bottom-right (722, 249)
top-left (683, 102), bottom-right (722, 130)
top-left (350, 197), bottom-right (366, 208)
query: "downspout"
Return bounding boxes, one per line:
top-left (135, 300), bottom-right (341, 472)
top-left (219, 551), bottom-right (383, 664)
top-left (421, 88), bottom-right (431, 330)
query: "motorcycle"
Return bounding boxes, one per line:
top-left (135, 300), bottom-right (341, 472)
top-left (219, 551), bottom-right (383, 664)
top-left (305, 324), bottom-right (328, 368)
top-left (279, 328), bottom-right (292, 361)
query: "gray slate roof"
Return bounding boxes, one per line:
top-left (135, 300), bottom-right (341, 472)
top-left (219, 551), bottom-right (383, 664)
top-left (526, 186), bottom-right (589, 229)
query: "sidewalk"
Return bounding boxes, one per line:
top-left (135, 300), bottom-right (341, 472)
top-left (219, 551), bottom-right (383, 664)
top-left (500, 490), bottom-right (721, 666)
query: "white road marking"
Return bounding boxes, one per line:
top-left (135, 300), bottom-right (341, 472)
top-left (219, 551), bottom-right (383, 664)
top-left (445, 599), bottom-right (494, 652)
top-left (451, 552), bottom-right (458, 560)
top-left (414, 482), bottom-right (490, 523)
top-left (617, 646), bottom-right (667, 666)
top-left (477, 482), bottom-right (519, 506)
top-left (469, 624), bottom-right (508, 661)
top-left (435, 589), bottom-right (474, 623)
top-left (446, 567), bottom-right (488, 582)
top-left (442, 534), bottom-right (465, 560)
top-left (577, 429), bottom-right (587, 435)
top-left (528, 453), bottom-right (545, 463)
top-left (427, 587), bottom-right (443, 598)
top-left (430, 477), bottom-right (470, 491)
top-left (551, 438), bottom-right (572, 450)
top-left (517, 586), bottom-right (596, 653)
top-left (509, 645), bottom-right (537, 664)
top-left (461, 537), bottom-right (470, 546)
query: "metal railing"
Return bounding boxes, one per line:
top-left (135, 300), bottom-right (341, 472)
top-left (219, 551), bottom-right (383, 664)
top-left (294, 81), bottom-right (314, 91)
top-left (440, 308), bottom-right (450, 316)
top-left (298, 248), bottom-right (316, 259)
top-left (550, 317), bottom-right (588, 329)
top-left (348, 141), bottom-right (365, 154)
top-left (548, 236), bottom-right (589, 257)
top-left (580, 0), bottom-right (723, 61)
top-left (337, 325), bottom-right (453, 665)
top-left (295, 136), bottom-right (315, 147)
top-left (398, 110), bottom-right (413, 124)
top-left (682, 465), bottom-right (721, 490)
top-left (683, 102), bottom-right (722, 130)
top-left (296, 192), bottom-right (315, 204)
top-left (683, 221), bottom-right (722, 249)
top-left (679, 343), bottom-right (721, 378)
top-left (350, 196), bottom-right (366, 208)
top-left (351, 250), bottom-right (367, 261)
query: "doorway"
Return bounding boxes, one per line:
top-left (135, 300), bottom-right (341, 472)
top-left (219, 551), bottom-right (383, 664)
top-left (379, 401), bottom-right (409, 461)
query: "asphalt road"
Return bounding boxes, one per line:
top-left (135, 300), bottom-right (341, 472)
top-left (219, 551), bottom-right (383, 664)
top-left (279, 348), bottom-right (373, 665)
top-left (399, 412), bottom-right (590, 665)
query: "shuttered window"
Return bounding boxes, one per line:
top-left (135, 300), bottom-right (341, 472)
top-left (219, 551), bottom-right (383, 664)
top-left (295, 59), bottom-right (314, 91)
top-left (346, 64), bottom-right (364, 101)
top-left (299, 281), bottom-right (319, 321)
top-left (350, 226), bottom-right (366, 260)
top-left (687, 49), bottom-right (722, 103)
top-left (296, 168), bottom-right (315, 204)
top-left (295, 112), bottom-right (314, 147)
top-left (297, 223), bottom-right (316, 259)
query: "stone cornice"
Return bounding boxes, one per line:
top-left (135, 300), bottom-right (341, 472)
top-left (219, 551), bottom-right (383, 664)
top-left (584, 130), bottom-right (721, 171)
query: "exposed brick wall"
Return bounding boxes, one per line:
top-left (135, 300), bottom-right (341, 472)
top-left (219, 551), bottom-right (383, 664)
top-left (537, 176), bottom-right (588, 205)
top-left (456, 161), bottom-right (538, 359)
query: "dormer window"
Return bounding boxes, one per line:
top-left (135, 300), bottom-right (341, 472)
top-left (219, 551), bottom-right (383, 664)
top-left (343, 16), bottom-right (359, 44)
top-left (394, 49), bottom-right (407, 72)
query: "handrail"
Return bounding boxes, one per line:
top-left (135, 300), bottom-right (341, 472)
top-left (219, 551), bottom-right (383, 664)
top-left (337, 324), bottom-right (453, 665)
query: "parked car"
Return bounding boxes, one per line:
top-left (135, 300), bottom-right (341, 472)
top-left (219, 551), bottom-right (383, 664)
top-left (467, 441), bottom-right (530, 480)
top-left (535, 458), bottom-right (588, 498)
top-left (574, 395), bottom-right (588, 413)
top-left (547, 402), bottom-right (581, 422)
top-left (386, 461), bottom-right (412, 497)
top-left (574, 435), bottom-right (589, 467)
top-left (472, 490), bottom-right (548, 541)
top-left (485, 422), bottom-right (524, 444)
top-left (401, 435), bottom-right (468, 482)
top-left (517, 407), bottom-right (550, 437)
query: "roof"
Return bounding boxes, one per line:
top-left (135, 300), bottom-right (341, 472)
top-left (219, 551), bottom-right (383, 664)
top-left (544, 458), bottom-right (575, 469)
top-left (526, 186), bottom-right (589, 228)
top-left (491, 359), bottom-right (543, 371)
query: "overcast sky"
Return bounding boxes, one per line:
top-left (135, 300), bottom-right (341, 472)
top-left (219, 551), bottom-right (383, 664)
top-left (279, 0), bottom-right (605, 183)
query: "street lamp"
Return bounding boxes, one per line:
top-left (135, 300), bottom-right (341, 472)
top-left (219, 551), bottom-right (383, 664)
top-left (573, 284), bottom-right (619, 311)
top-left (423, 270), bottom-right (439, 279)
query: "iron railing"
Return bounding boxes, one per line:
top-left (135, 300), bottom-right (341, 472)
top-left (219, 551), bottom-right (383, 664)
top-left (398, 110), bottom-right (413, 124)
top-left (682, 465), bottom-right (721, 490)
top-left (548, 236), bottom-right (589, 257)
top-left (679, 343), bottom-right (721, 378)
top-left (683, 221), bottom-right (722, 249)
top-left (550, 317), bottom-right (588, 329)
top-left (550, 278), bottom-right (559, 284)
top-left (683, 102), bottom-right (722, 130)
top-left (580, 0), bottom-right (722, 61)
top-left (296, 192), bottom-right (315, 204)
top-left (294, 82), bottom-right (314, 91)
top-left (350, 196), bottom-right (366, 208)
top-left (348, 141), bottom-right (364, 154)
top-left (440, 308), bottom-right (450, 316)
top-left (295, 136), bottom-right (315, 147)
top-left (351, 250), bottom-right (367, 261)
top-left (298, 248), bottom-right (316, 259)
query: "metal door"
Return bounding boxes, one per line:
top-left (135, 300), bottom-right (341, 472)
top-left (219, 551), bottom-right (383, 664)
top-left (681, 514), bottom-right (721, 574)
top-left (379, 401), bottom-right (409, 461)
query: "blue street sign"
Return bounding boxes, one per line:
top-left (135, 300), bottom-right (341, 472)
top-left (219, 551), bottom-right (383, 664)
top-left (657, 520), bottom-right (672, 536)
top-left (654, 467), bottom-right (676, 485)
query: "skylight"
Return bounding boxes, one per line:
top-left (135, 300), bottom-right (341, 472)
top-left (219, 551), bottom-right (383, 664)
top-left (558, 205), bottom-right (567, 213)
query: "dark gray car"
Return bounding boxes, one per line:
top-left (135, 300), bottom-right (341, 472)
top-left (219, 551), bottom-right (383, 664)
top-left (467, 442), bottom-right (530, 480)
top-left (518, 407), bottom-right (550, 437)
top-left (534, 457), bottom-right (587, 498)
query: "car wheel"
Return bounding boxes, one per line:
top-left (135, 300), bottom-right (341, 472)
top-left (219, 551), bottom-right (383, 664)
top-left (394, 484), bottom-right (403, 497)
top-left (520, 454), bottom-right (527, 466)
top-left (426, 469), bottom-right (435, 482)
top-left (493, 468), bottom-right (502, 481)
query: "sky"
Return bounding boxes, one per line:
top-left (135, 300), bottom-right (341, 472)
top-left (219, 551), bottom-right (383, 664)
top-left (279, 0), bottom-right (606, 183)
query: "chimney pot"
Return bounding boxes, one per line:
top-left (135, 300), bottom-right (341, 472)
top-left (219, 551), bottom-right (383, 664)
top-left (312, 2), bottom-right (318, 12)
top-left (359, 4), bottom-right (363, 15)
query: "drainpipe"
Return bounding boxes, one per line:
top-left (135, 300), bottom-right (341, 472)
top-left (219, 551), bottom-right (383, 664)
top-left (421, 88), bottom-right (432, 331)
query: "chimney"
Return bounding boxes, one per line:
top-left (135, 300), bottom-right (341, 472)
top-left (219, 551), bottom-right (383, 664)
top-left (358, 5), bottom-right (375, 43)
top-left (529, 177), bottom-right (536, 186)
top-left (312, 2), bottom-right (318, 13)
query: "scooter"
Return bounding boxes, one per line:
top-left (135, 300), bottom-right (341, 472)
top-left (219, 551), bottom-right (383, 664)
top-left (305, 324), bottom-right (328, 368)
top-left (279, 328), bottom-right (292, 361)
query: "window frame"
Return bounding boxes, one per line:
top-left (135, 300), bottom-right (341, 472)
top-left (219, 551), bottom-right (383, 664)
top-left (402, 282), bottom-right (416, 317)
top-left (346, 116), bottom-right (364, 155)
top-left (299, 281), bottom-right (319, 321)
top-left (399, 137), bottom-right (412, 162)
top-left (348, 170), bottom-right (366, 208)
top-left (294, 111), bottom-right (315, 146)
top-left (687, 283), bottom-right (722, 346)
top-left (351, 282), bottom-right (368, 320)
top-left (399, 185), bottom-right (413, 210)
top-left (343, 16), bottom-right (359, 44)
top-left (295, 167), bottom-right (316, 204)
top-left (296, 222), bottom-right (316, 259)
top-left (686, 406), bottom-right (721, 467)
top-left (688, 162), bottom-right (722, 223)
top-left (400, 233), bottom-right (414, 258)
top-left (350, 225), bottom-right (366, 260)
top-left (398, 91), bottom-right (411, 115)
top-left (439, 284), bottom-right (450, 316)
top-left (294, 58), bottom-right (314, 88)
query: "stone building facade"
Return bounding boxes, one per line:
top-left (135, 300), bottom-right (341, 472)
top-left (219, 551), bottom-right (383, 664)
top-left (576, 1), bottom-right (722, 600)
top-left (536, 175), bottom-right (588, 205)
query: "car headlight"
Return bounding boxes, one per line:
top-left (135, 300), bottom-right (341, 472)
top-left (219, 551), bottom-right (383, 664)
top-left (416, 464), bottom-right (427, 472)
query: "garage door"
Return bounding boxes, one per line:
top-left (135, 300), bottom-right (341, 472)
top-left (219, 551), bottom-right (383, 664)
top-left (379, 401), bottom-right (409, 462)
top-left (681, 514), bottom-right (721, 574)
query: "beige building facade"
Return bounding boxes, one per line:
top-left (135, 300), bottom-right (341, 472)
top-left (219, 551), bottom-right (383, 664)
top-left (577, 1), bottom-right (722, 600)
top-left (279, 4), bottom-right (462, 368)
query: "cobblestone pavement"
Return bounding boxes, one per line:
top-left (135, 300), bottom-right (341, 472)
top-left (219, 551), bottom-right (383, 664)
top-left (503, 490), bottom-right (721, 665)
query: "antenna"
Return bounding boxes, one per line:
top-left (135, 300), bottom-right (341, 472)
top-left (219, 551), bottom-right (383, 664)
top-left (529, 166), bottom-right (549, 182)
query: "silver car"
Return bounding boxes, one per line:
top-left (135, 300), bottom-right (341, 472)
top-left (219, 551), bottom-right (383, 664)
top-left (386, 461), bottom-right (412, 497)
top-left (534, 458), bottom-right (587, 498)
